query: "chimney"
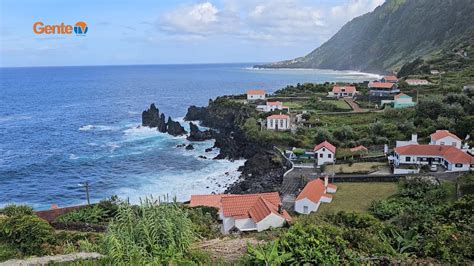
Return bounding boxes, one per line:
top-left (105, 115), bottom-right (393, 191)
top-left (324, 176), bottom-right (328, 187)
top-left (411, 134), bottom-right (418, 142)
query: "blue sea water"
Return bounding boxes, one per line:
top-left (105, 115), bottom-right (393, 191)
top-left (0, 64), bottom-right (378, 210)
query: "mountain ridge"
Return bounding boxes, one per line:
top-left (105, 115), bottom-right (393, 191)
top-left (256, 0), bottom-right (474, 73)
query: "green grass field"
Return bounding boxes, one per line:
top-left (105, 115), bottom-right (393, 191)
top-left (326, 162), bottom-right (386, 174)
top-left (325, 99), bottom-right (351, 110)
top-left (316, 182), bottom-right (398, 215)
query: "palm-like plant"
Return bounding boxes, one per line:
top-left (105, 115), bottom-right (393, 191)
top-left (247, 240), bottom-right (291, 266)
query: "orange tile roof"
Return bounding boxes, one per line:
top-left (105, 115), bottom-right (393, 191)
top-left (190, 192), bottom-right (291, 223)
top-left (189, 194), bottom-right (228, 209)
top-left (369, 82), bottom-right (396, 89)
top-left (394, 93), bottom-right (410, 99)
top-left (296, 179), bottom-right (325, 203)
top-left (267, 101), bottom-right (283, 106)
top-left (247, 89), bottom-right (265, 95)
top-left (383, 75), bottom-right (398, 82)
top-left (332, 85), bottom-right (356, 93)
top-left (267, 114), bottom-right (290, 120)
top-left (430, 130), bottom-right (461, 141)
top-left (395, 144), bottom-right (473, 164)
top-left (313, 140), bottom-right (336, 154)
top-left (350, 145), bottom-right (368, 152)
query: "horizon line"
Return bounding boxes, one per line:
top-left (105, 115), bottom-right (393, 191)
top-left (0, 61), bottom-right (266, 69)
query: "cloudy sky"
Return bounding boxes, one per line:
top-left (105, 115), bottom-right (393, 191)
top-left (0, 0), bottom-right (384, 67)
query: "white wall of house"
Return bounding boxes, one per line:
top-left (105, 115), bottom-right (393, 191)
top-left (235, 218), bottom-right (257, 232)
top-left (320, 195), bottom-right (332, 203)
top-left (256, 213), bottom-right (286, 232)
top-left (445, 161), bottom-right (472, 172)
top-left (247, 94), bottom-right (265, 100)
top-left (327, 187), bottom-right (337, 193)
top-left (394, 153), bottom-right (444, 166)
top-left (315, 147), bottom-right (335, 166)
top-left (267, 118), bottom-right (290, 130)
top-left (430, 136), bottom-right (462, 149)
top-left (395, 97), bottom-right (413, 104)
top-left (222, 216), bottom-right (235, 234)
top-left (294, 197), bottom-right (320, 214)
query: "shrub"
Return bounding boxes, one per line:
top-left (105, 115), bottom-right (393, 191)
top-left (103, 199), bottom-right (195, 264)
top-left (55, 205), bottom-right (110, 224)
top-left (0, 214), bottom-right (54, 256)
top-left (0, 205), bottom-right (33, 217)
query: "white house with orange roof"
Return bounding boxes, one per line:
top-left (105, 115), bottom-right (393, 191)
top-left (381, 75), bottom-right (398, 83)
top-left (405, 79), bottom-right (430, 86)
top-left (295, 176), bottom-right (337, 214)
top-left (430, 130), bottom-right (462, 149)
top-left (328, 85), bottom-right (357, 98)
top-left (368, 81), bottom-right (400, 96)
top-left (189, 192), bottom-right (291, 234)
top-left (257, 101), bottom-right (290, 113)
top-left (313, 141), bottom-right (336, 166)
top-left (267, 114), bottom-right (290, 130)
top-left (394, 144), bottom-right (473, 172)
top-left (247, 89), bottom-right (266, 100)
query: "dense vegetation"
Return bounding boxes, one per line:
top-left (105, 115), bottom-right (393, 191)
top-left (257, 0), bottom-right (474, 73)
top-left (245, 176), bottom-right (473, 264)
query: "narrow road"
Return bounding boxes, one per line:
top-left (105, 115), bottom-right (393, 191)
top-left (280, 168), bottom-right (319, 210)
top-left (344, 98), bottom-right (363, 112)
top-left (0, 253), bottom-right (103, 266)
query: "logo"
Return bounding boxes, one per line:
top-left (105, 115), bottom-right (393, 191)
top-left (74, 22), bottom-right (88, 35)
top-left (33, 21), bottom-right (88, 36)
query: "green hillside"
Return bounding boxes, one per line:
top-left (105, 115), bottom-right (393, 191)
top-left (257, 0), bottom-right (474, 73)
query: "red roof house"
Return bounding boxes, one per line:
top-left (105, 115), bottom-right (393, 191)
top-left (189, 192), bottom-right (291, 233)
top-left (295, 177), bottom-right (337, 214)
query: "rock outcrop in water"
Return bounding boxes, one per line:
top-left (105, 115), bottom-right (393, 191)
top-left (142, 103), bottom-right (187, 136)
top-left (167, 117), bottom-right (186, 136)
top-left (187, 122), bottom-right (213, 141)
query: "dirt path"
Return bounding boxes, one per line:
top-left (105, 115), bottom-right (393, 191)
top-left (0, 252), bottom-right (103, 266)
top-left (344, 98), bottom-right (363, 112)
top-left (194, 237), bottom-right (262, 262)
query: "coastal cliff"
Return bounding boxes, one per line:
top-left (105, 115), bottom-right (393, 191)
top-left (185, 98), bottom-right (286, 193)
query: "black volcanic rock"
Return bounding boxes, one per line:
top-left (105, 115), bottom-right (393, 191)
top-left (142, 103), bottom-right (160, 127)
top-left (167, 117), bottom-right (187, 136)
top-left (225, 151), bottom-right (285, 194)
top-left (185, 144), bottom-right (194, 150)
top-left (187, 122), bottom-right (213, 141)
top-left (205, 147), bottom-right (213, 152)
top-left (158, 113), bottom-right (167, 133)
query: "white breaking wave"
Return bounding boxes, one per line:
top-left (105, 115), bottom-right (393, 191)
top-left (78, 124), bottom-right (118, 131)
top-left (115, 158), bottom-right (245, 203)
top-left (69, 154), bottom-right (79, 160)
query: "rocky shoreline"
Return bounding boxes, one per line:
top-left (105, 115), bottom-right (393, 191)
top-left (142, 98), bottom-right (287, 194)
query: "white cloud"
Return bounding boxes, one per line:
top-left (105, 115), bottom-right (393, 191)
top-left (160, 2), bottom-right (235, 37)
top-left (157, 0), bottom-right (385, 44)
top-left (331, 0), bottom-right (385, 20)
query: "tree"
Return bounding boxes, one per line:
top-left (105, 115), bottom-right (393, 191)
top-left (334, 125), bottom-right (354, 142)
top-left (314, 128), bottom-right (335, 144)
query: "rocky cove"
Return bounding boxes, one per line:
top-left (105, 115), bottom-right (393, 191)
top-left (142, 97), bottom-right (288, 194)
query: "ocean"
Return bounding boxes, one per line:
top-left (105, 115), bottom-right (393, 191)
top-left (0, 64), bottom-right (379, 210)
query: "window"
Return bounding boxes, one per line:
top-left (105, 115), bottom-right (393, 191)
top-left (440, 142), bottom-right (445, 145)
top-left (280, 120), bottom-right (284, 128)
top-left (452, 142), bottom-right (456, 146)
top-left (303, 206), bottom-right (308, 213)
top-left (455, 163), bottom-right (463, 168)
top-left (319, 153), bottom-right (323, 158)
top-left (269, 120), bottom-right (273, 127)
top-left (328, 153), bottom-right (332, 158)
top-left (405, 156), bottom-right (411, 162)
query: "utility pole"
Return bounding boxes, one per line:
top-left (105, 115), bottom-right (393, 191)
top-left (79, 181), bottom-right (91, 205)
